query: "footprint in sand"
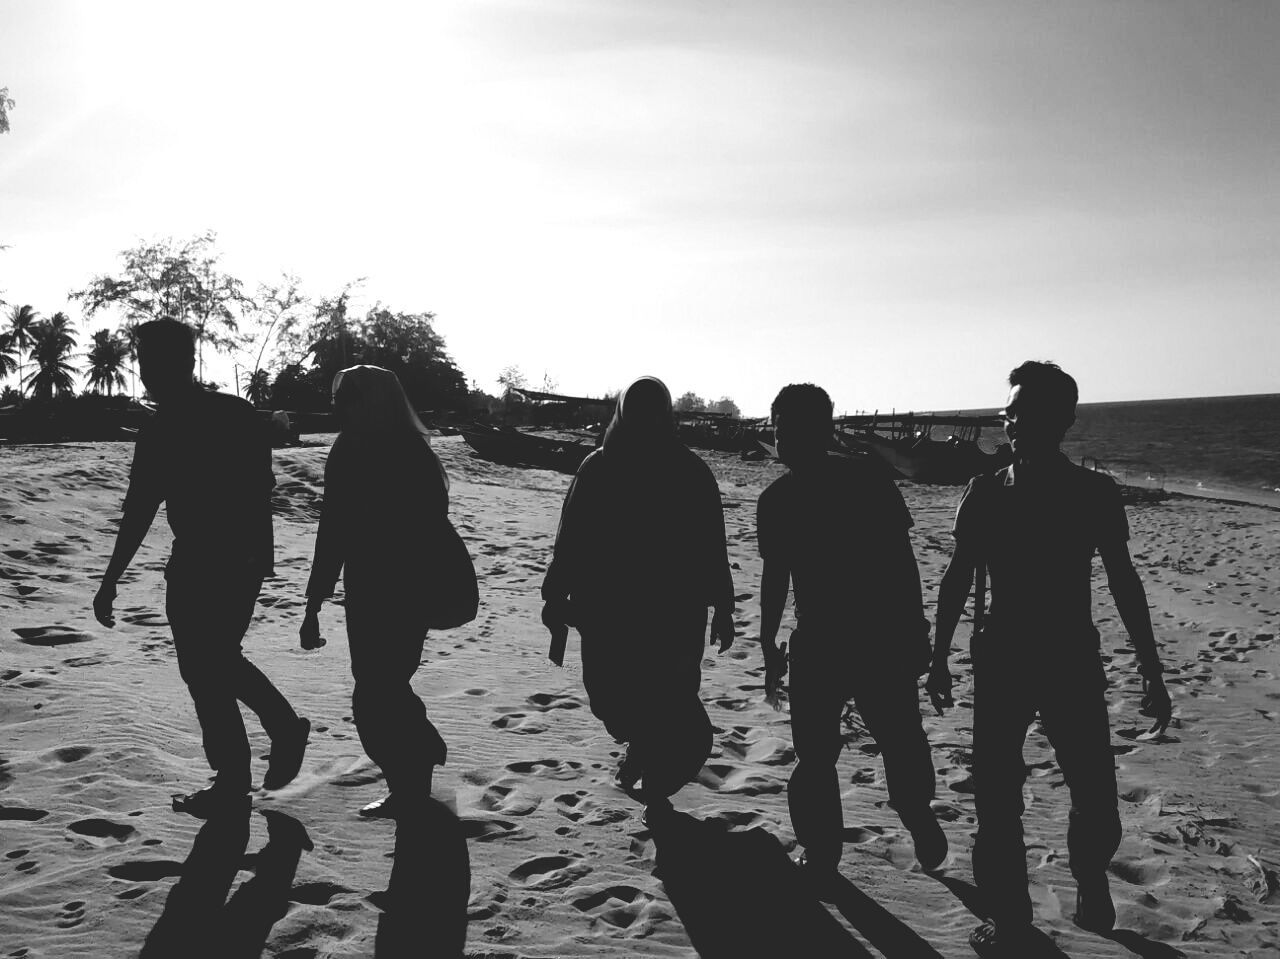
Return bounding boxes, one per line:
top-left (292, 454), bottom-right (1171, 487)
top-left (510, 854), bottom-right (592, 891)
top-left (570, 883), bottom-right (668, 931)
top-left (12, 626), bottom-right (92, 647)
top-left (720, 733), bottom-right (794, 766)
top-left (55, 901), bottom-right (87, 929)
top-left (696, 763), bottom-right (785, 796)
top-left (68, 819), bottom-right (136, 845)
top-left (462, 818), bottom-right (524, 843)
top-left (0, 804), bottom-right (49, 822)
top-left (504, 759), bottom-right (583, 780)
top-left (479, 781), bottom-right (542, 817)
top-left (526, 692), bottom-right (584, 712)
top-left (491, 713), bottom-right (549, 735)
top-left (553, 792), bottom-right (629, 826)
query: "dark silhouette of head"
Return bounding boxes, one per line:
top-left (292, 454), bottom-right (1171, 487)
top-left (1004, 360), bottom-right (1078, 457)
top-left (331, 364), bottom-right (430, 438)
top-left (771, 383), bottom-right (833, 471)
top-left (135, 318), bottom-right (196, 403)
top-left (603, 376), bottom-right (676, 452)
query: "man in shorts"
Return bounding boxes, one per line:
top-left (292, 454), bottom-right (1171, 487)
top-left (93, 318), bottom-right (309, 817)
top-left (757, 383), bottom-right (945, 889)
top-left (928, 360), bottom-right (1172, 954)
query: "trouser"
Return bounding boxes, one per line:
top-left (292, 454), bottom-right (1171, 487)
top-left (787, 634), bottom-right (937, 866)
top-left (346, 600), bottom-right (446, 797)
top-left (971, 642), bottom-right (1121, 927)
top-left (167, 573), bottom-right (298, 791)
top-left (580, 609), bottom-right (713, 800)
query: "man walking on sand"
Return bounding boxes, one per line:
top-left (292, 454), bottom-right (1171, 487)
top-left (757, 383), bottom-right (946, 890)
top-left (93, 318), bottom-right (309, 818)
top-left (928, 360), bottom-right (1172, 955)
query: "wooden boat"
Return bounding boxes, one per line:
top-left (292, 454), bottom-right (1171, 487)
top-left (835, 412), bottom-right (1011, 485)
top-left (456, 423), bottom-right (595, 475)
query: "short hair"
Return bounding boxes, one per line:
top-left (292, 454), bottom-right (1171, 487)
top-left (1008, 360), bottom-right (1078, 415)
top-left (771, 383), bottom-right (833, 427)
top-left (135, 318), bottom-right (196, 369)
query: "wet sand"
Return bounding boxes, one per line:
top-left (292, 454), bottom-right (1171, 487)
top-left (1, 436), bottom-right (1277, 956)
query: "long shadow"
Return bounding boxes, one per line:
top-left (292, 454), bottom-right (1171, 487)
top-left (826, 875), bottom-right (947, 958)
top-left (930, 875), bottom-right (1071, 958)
top-left (372, 797), bottom-right (471, 958)
top-left (649, 811), bottom-right (873, 958)
top-left (1105, 930), bottom-right (1187, 958)
top-left (141, 806), bottom-right (310, 958)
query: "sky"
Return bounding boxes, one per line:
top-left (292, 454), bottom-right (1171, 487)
top-left (1, 0), bottom-right (1277, 416)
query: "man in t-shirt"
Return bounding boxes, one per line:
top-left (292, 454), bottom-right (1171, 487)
top-left (928, 361), bottom-right (1172, 954)
top-left (757, 383), bottom-right (945, 888)
top-left (93, 318), bottom-right (309, 817)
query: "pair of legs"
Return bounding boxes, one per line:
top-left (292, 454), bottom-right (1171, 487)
top-left (971, 645), bottom-right (1121, 935)
top-left (787, 634), bottom-right (939, 870)
top-left (168, 573), bottom-right (301, 794)
top-left (345, 600), bottom-right (446, 802)
top-left (581, 609), bottom-right (712, 804)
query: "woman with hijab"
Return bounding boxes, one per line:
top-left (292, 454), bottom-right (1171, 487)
top-left (300, 365), bottom-right (450, 819)
top-left (541, 376), bottom-right (735, 820)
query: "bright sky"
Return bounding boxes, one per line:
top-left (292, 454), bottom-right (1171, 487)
top-left (1, 0), bottom-right (1277, 416)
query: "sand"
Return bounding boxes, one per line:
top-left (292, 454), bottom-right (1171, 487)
top-left (1, 435), bottom-right (1278, 957)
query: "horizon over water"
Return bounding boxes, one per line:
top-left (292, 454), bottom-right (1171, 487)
top-left (950, 392), bottom-right (1280, 506)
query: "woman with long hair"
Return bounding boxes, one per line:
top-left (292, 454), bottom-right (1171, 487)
top-left (542, 376), bottom-right (735, 820)
top-left (300, 365), bottom-right (450, 818)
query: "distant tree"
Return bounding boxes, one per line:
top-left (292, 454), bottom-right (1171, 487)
top-left (498, 365), bottom-right (528, 394)
top-left (541, 371), bottom-right (559, 393)
top-left (84, 328), bottom-right (130, 396)
top-left (70, 232), bottom-right (245, 381)
top-left (242, 273), bottom-right (310, 381)
top-left (710, 396), bottom-right (741, 418)
top-left (674, 391), bottom-right (707, 413)
top-left (243, 368), bottom-right (272, 408)
top-left (5, 304), bottom-right (37, 393)
top-left (23, 312), bottom-right (79, 401)
top-left (0, 385), bottom-right (21, 406)
top-left (0, 331), bottom-right (15, 383)
top-left (0, 87), bottom-right (13, 135)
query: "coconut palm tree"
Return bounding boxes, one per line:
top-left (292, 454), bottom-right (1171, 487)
top-left (6, 304), bottom-right (38, 396)
top-left (84, 328), bottom-right (130, 396)
top-left (23, 312), bottom-right (79, 401)
top-left (0, 331), bottom-right (17, 383)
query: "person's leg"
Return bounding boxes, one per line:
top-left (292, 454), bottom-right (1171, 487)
top-left (1039, 659), bottom-right (1121, 932)
top-left (787, 640), bottom-right (848, 870)
top-left (970, 662), bottom-right (1038, 929)
top-left (852, 670), bottom-right (945, 867)
top-left (348, 602), bottom-right (445, 800)
top-left (168, 577), bottom-right (256, 793)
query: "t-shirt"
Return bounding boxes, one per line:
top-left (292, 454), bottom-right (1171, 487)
top-left (122, 389), bottom-right (275, 579)
top-left (756, 452), bottom-right (914, 627)
top-left (952, 453), bottom-right (1128, 639)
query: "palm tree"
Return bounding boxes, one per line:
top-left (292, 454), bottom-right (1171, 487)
top-left (23, 312), bottom-right (79, 401)
top-left (84, 328), bottom-right (130, 396)
top-left (6, 304), bottom-right (38, 397)
top-left (0, 331), bottom-right (17, 384)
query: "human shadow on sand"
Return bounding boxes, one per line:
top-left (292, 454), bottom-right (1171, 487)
top-left (649, 810), bottom-right (876, 957)
top-left (931, 874), bottom-right (1185, 958)
top-left (371, 797), bottom-right (471, 958)
top-left (140, 807), bottom-right (311, 958)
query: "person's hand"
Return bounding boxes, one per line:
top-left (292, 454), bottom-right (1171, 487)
top-left (1139, 672), bottom-right (1172, 736)
top-left (925, 658), bottom-right (953, 715)
top-left (911, 617), bottom-right (933, 677)
top-left (300, 609), bottom-right (326, 650)
top-left (763, 639), bottom-right (788, 710)
top-left (93, 580), bottom-right (117, 628)
top-left (710, 607), bottom-right (736, 653)
top-left (542, 600), bottom-right (569, 667)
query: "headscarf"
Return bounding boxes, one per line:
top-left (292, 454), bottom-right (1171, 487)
top-left (331, 364), bottom-right (448, 490)
top-left (601, 376), bottom-right (678, 460)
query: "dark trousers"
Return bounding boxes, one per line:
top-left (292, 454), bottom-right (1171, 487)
top-left (971, 645), bottom-right (1121, 926)
top-left (345, 600), bottom-right (446, 797)
top-left (787, 636), bottom-right (937, 866)
top-left (580, 609), bottom-right (713, 799)
top-left (168, 574), bottom-right (297, 791)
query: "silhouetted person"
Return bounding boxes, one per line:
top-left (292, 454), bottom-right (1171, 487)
top-left (93, 318), bottom-right (308, 818)
top-left (301, 365), bottom-right (450, 820)
top-left (542, 376), bottom-right (735, 820)
top-left (757, 384), bottom-right (945, 888)
top-left (928, 361), bottom-right (1173, 955)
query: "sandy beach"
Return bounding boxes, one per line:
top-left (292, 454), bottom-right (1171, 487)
top-left (2, 435), bottom-right (1278, 957)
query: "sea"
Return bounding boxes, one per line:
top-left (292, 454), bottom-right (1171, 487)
top-left (959, 393), bottom-right (1280, 507)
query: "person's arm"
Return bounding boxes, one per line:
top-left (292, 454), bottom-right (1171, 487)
top-left (927, 532), bottom-right (978, 714)
top-left (542, 466), bottom-right (590, 665)
top-left (94, 433), bottom-right (162, 628)
top-left (704, 466), bottom-right (736, 652)
top-left (756, 485), bottom-right (790, 703)
top-left (1100, 537), bottom-right (1171, 734)
top-left (300, 446), bottom-right (347, 649)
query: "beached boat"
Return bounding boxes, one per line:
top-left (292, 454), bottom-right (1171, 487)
top-left (457, 424), bottom-right (595, 475)
top-left (835, 412), bottom-right (1011, 484)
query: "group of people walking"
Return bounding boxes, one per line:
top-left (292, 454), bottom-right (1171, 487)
top-left (93, 318), bottom-right (1173, 957)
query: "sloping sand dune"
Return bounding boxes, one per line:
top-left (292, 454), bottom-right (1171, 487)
top-left (1, 437), bottom-right (1277, 956)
